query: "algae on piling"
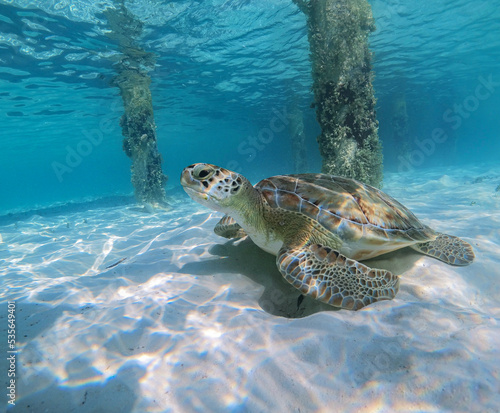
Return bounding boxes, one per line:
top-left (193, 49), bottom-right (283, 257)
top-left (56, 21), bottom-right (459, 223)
top-left (106, 5), bottom-right (168, 207)
top-left (295, 0), bottom-right (383, 187)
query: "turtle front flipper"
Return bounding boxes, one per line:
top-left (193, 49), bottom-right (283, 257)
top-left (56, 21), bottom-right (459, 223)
top-left (411, 233), bottom-right (475, 266)
top-left (214, 215), bottom-right (247, 239)
top-left (277, 244), bottom-right (400, 310)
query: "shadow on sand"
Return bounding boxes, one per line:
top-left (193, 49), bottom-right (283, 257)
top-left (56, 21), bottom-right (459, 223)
top-left (178, 237), bottom-right (423, 318)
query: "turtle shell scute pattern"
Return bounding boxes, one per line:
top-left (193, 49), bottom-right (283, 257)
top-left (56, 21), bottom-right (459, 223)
top-left (255, 174), bottom-right (433, 242)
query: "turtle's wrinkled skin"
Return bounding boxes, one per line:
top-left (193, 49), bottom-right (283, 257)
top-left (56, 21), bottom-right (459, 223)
top-left (181, 163), bottom-right (475, 310)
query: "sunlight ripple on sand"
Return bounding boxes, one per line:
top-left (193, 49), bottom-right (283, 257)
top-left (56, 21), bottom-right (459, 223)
top-left (1, 164), bottom-right (499, 412)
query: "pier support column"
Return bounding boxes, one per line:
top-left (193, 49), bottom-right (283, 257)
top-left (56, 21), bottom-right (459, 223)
top-left (106, 5), bottom-right (168, 207)
top-left (295, 0), bottom-right (383, 187)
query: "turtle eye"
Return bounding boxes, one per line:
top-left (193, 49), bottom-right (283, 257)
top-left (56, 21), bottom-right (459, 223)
top-left (193, 164), bottom-right (214, 180)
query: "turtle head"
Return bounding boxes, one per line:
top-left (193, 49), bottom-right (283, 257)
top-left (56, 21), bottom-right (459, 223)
top-left (181, 163), bottom-right (252, 212)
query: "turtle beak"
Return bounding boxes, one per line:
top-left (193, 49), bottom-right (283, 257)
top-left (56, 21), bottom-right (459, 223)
top-left (180, 167), bottom-right (194, 188)
top-left (185, 188), bottom-right (209, 201)
top-left (180, 166), bottom-right (209, 201)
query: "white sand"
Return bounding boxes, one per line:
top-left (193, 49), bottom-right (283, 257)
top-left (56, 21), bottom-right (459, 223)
top-left (1, 164), bottom-right (499, 413)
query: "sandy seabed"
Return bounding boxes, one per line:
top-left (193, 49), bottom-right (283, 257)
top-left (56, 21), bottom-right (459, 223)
top-left (1, 164), bottom-right (499, 413)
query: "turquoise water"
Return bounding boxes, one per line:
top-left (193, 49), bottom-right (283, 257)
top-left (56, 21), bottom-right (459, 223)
top-left (1, 2), bottom-right (500, 412)
top-left (1, 0), bottom-right (499, 213)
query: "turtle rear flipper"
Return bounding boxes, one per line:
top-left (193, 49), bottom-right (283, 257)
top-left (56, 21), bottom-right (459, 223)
top-left (277, 244), bottom-right (400, 311)
top-left (411, 233), bottom-right (475, 266)
top-left (214, 215), bottom-right (247, 239)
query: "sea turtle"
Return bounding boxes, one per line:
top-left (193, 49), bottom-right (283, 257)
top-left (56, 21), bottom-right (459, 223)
top-left (181, 163), bottom-right (475, 310)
